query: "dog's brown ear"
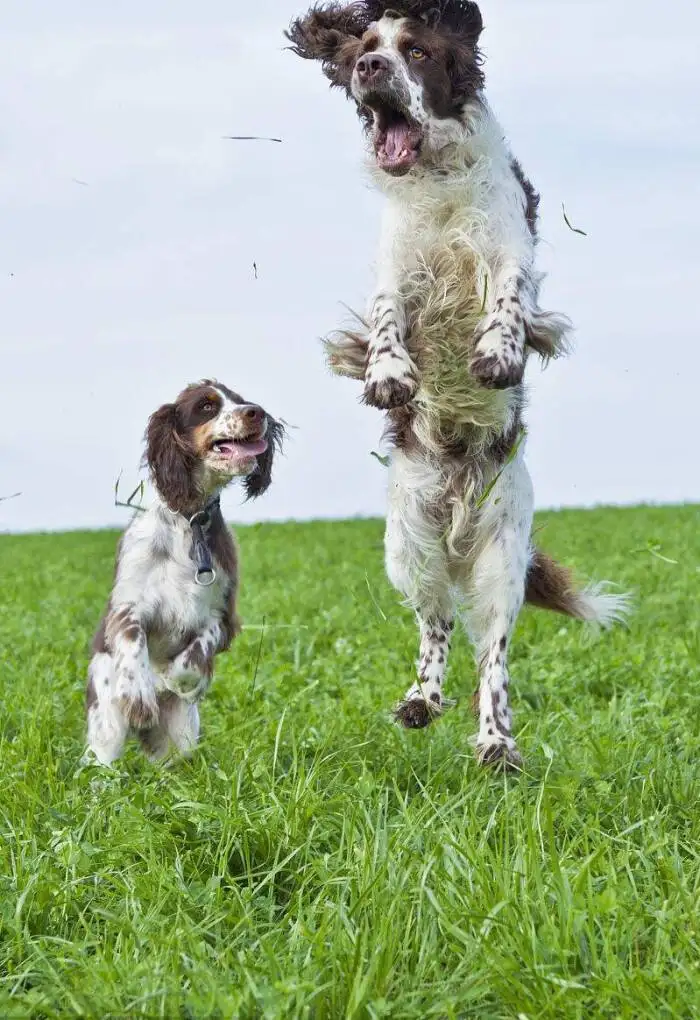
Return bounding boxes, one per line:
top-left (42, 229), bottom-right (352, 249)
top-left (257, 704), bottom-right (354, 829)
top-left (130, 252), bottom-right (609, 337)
top-left (286, 4), bottom-right (366, 92)
top-left (447, 31), bottom-right (485, 98)
top-left (244, 416), bottom-right (285, 500)
top-left (144, 403), bottom-right (196, 512)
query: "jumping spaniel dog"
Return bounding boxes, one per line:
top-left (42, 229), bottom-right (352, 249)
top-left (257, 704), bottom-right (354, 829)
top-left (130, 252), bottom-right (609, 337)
top-left (86, 380), bottom-right (283, 765)
top-left (288, 0), bottom-right (629, 768)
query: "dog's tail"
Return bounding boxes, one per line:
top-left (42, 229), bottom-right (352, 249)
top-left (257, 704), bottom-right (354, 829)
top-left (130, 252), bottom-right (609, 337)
top-left (525, 548), bottom-right (630, 627)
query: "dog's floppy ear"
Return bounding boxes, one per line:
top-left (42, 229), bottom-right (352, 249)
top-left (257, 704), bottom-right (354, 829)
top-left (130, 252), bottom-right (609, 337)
top-left (286, 4), bottom-right (366, 92)
top-left (144, 403), bottom-right (196, 512)
top-left (244, 416), bottom-right (285, 500)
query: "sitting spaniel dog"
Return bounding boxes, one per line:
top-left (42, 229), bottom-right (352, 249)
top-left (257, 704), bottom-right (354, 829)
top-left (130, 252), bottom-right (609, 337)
top-left (86, 380), bottom-right (283, 765)
top-left (288, 0), bottom-right (629, 768)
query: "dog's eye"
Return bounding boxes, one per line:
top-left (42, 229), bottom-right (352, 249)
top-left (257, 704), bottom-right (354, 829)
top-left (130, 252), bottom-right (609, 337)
top-left (409, 45), bottom-right (427, 60)
top-left (199, 399), bottom-right (215, 413)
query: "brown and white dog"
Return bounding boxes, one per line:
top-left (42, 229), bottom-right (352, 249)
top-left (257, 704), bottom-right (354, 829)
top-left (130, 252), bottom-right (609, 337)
top-left (86, 380), bottom-right (283, 765)
top-left (288, 0), bottom-right (629, 768)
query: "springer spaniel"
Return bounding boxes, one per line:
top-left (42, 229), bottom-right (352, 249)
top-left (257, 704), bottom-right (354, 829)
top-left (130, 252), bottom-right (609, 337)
top-left (288, 0), bottom-right (629, 768)
top-left (86, 380), bottom-right (283, 765)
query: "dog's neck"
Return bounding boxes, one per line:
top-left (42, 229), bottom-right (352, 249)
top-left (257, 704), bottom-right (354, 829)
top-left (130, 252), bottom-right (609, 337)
top-left (153, 489), bottom-right (221, 524)
top-left (151, 492), bottom-right (223, 587)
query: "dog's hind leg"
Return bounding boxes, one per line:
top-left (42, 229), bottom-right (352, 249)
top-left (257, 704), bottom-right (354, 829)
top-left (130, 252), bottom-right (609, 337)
top-left (138, 693), bottom-right (200, 760)
top-left (459, 452), bottom-right (534, 771)
top-left (86, 653), bottom-right (129, 765)
top-left (384, 450), bottom-right (455, 727)
top-left (162, 694), bottom-right (200, 757)
top-left (137, 693), bottom-right (171, 761)
top-left (394, 611), bottom-right (455, 728)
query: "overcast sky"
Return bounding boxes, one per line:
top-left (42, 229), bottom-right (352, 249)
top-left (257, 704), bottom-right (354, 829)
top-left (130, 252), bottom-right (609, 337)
top-left (1, 0), bottom-right (698, 533)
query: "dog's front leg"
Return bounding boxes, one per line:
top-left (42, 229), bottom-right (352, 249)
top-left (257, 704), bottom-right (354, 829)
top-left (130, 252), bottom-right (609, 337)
top-left (106, 604), bottom-right (159, 730)
top-left (469, 169), bottom-right (539, 390)
top-left (363, 289), bottom-right (418, 409)
top-left (164, 628), bottom-right (219, 702)
top-left (165, 585), bottom-right (239, 701)
top-left (470, 258), bottom-right (534, 390)
top-left (164, 615), bottom-right (235, 702)
top-left (362, 209), bottom-right (418, 409)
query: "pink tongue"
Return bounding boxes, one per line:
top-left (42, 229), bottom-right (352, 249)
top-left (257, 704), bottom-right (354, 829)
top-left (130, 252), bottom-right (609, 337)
top-left (218, 438), bottom-right (268, 458)
top-left (384, 121), bottom-right (412, 159)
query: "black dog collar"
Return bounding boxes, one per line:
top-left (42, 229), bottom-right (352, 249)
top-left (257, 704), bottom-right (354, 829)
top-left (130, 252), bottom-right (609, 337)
top-left (186, 497), bottom-right (220, 587)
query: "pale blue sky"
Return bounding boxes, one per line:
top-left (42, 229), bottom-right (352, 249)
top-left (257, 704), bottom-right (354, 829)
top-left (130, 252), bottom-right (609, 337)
top-left (1, 0), bottom-right (698, 532)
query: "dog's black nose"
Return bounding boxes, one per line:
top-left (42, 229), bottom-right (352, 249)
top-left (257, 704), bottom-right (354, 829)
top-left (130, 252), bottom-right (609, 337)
top-left (239, 404), bottom-right (265, 424)
top-left (356, 53), bottom-right (389, 84)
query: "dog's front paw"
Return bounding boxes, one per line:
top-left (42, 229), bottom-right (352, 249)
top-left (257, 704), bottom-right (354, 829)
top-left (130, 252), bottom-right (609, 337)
top-left (164, 647), bottom-right (212, 702)
top-left (172, 672), bottom-right (210, 703)
top-left (363, 347), bottom-right (418, 409)
top-left (115, 667), bottom-right (159, 730)
top-left (363, 375), bottom-right (418, 409)
top-left (470, 348), bottom-right (525, 390)
top-left (471, 314), bottom-right (525, 389)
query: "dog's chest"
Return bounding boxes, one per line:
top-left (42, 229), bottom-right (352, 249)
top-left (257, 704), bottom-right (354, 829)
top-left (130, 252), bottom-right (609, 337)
top-left (116, 510), bottom-right (227, 650)
top-left (384, 171), bottom-right (490, 269)
top-left (390, 207), bottom-right (488, 338)
top-left (383, 185), bottom-right (513, 433)
top-left (154, 533), bottom-right (222, 620)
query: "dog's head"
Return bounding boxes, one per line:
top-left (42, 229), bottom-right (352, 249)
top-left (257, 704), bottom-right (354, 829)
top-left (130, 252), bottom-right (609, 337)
top-left (287, 0), bottom-right (484, 175)
top-left (144, 380), bottom-right (284, 513)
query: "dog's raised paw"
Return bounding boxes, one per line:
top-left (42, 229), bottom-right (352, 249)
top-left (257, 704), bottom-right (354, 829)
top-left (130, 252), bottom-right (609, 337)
top-left (470, 349), bottom-right (524, 390)
top-left (363, 374), bottom-right (417, 409)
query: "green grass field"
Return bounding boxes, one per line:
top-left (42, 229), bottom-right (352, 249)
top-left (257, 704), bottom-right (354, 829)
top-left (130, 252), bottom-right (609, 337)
top-left (0, 505), bottom-right (699, 1018)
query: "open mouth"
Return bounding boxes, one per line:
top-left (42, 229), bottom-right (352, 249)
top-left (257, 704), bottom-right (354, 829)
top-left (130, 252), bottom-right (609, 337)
top-left (209, 435), bottom-right (268, 463)
top-left (369, 99), bottom-right (422, 175)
